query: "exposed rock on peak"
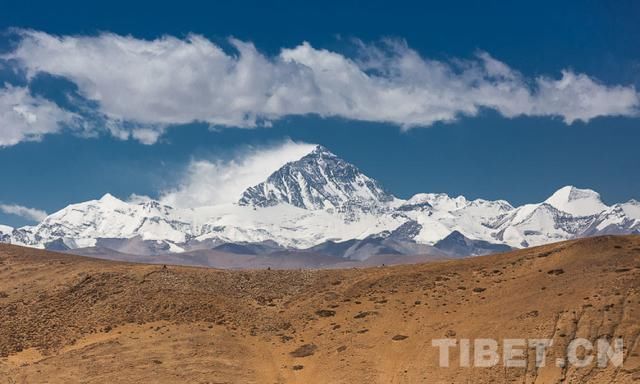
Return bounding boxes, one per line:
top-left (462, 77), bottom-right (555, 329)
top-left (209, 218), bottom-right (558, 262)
top-left (544, 186), bottom-right (607, 216)
top-left (238, 145), bottom-right (394, 213)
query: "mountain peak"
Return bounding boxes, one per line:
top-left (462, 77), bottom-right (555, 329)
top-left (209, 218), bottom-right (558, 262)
top-left (307, 144), bottom-right (338, 158)
top-left (95, 193), bottom-right (129, 210)
top-left (544, 186), bottom-right (607, 216)
top-left (238, 145), bottom-right (393, 212)
top-left (99, 192), bottom-right (119, 201)
top-left (311, 144), bottom-right (330, 153)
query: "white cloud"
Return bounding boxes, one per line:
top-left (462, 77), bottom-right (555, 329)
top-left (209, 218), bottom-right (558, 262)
top-left (0, 203), bottom-right (48, 222)
top-left (160, 140), bottom-right (315, 208)
top-left (126, 193), bottom-right (153, 204)
top-left (0, 85), bottom-right (77, 146)
top-left (1, 30), bottom-right (638, 146)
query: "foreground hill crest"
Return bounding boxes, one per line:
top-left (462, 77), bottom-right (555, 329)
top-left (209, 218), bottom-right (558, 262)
top-left (1, 236), bottom-right (639, 382)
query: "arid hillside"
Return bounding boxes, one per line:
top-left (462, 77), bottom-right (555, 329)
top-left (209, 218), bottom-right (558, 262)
top-left (0, 236), bottom-right (639, 383)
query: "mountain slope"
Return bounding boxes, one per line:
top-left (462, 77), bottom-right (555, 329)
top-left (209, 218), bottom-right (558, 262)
top-left (434, 230), bottom-right (512, 256)
top-left (11, 194), bottom-right (192, 249)
top-left (238, 145), bottom-right (394, 213)
top-left (1, 144), bottom-right (639, 260)
top-left (1, 236), bottom-right (639, 383)
top-left (544, 185), bottom-right (608, 216)
top-left (0, 225), bottom-right (12, 243)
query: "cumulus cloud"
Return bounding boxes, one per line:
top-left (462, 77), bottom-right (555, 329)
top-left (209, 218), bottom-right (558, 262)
top-left (0, 203), bottom-right (48, 222)
top-left (160, 140), bottom-right (316, 208)
top-left (0, 85), bottom-right (78, 146)
top-left (1, 30), bottom-right (638, 146)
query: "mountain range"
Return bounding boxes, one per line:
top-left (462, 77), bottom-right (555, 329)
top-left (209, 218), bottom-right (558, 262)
top-left (1, 145), bottom-right (638, 265)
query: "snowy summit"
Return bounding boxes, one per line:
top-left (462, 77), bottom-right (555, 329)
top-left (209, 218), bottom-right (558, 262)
top-left (1, 145), bottom-right (638, 259)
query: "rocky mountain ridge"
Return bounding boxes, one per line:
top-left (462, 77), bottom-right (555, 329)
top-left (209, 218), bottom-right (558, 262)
top-left (1, 145), bottom-right (639, 260)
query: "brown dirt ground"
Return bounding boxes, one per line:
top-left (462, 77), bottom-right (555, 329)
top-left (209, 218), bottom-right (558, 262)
top-left (1, 235), bottom-right (639, 383)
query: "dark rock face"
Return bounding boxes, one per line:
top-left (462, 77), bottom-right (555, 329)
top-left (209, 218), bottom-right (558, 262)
top-left (0, 233), bottom-right (10, 244)
top-left (44, 238), bottom-right (70, 251)
top-left (387, 221), bottom-right (422, 241)
top-left (434, 230), bottom-right (512, 256)
top-left (212, 241), bottom-right (285, 256)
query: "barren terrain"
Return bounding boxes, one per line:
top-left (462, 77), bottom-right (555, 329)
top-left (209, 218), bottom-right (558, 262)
top-left (1, 236), bottom-right (639, 383)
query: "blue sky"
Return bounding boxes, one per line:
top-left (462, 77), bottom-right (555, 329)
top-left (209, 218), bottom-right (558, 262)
top-left (0, 0), bottom-right (639, 226)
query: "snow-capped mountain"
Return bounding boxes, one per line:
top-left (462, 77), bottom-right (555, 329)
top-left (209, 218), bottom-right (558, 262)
top-left (1, 145), bottom-right (638, 260)
top-left (544, 186), bottom-right (608, 216)
top-left (583, 200), bottom-right (640, 236)
top-left (238, 145), bottom-right (394, 215)
top-left (0, 224), bottom-right (13, 243)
